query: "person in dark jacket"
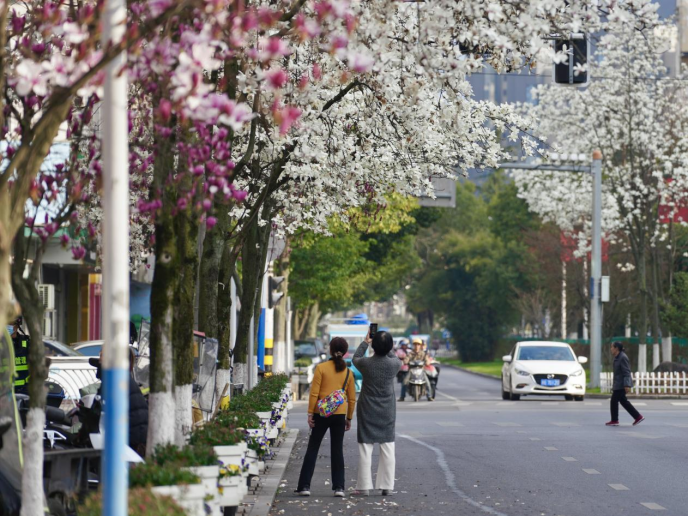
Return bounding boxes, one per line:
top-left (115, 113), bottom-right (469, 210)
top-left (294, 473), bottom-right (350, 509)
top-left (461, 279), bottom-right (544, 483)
top-left (606, 342), bottom-right (644, 426)
top-left (91, 348), bottom-right (149, 455)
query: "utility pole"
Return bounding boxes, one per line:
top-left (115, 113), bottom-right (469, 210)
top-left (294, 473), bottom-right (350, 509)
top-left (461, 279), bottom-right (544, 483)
top-left (589, 150), bottom-right (603, 388)
top-left (102, 0), bottom-right (129, 513)
top-left (500, 150), bottom-right (604, 388)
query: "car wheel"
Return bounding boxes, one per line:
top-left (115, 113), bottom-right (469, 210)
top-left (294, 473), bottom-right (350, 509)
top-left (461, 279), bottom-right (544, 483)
top-left (501, 377), bottom-right (510, 400)
top-left (574, 395), bottom-right (584, 401)
top-left (564, 395), bottom-right (574, 401)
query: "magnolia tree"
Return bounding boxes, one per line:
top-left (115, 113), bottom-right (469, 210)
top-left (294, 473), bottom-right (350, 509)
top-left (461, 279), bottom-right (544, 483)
top-left (511, 21), bottom-right (688, 369)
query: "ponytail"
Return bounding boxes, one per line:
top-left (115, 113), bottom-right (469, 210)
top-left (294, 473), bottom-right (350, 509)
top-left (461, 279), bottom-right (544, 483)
top-left (329, 337), bottom-right (349, 372)
top-left (612, 341), bottom-right (625, 353)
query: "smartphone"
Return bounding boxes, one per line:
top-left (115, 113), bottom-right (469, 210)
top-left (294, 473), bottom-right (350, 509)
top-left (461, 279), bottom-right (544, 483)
top-left (369, 323), bottom-right (378, 336)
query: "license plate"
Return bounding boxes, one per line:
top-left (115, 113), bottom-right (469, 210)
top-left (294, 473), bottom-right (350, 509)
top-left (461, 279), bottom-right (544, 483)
top-left (540, 379), bottom-right (560, 387)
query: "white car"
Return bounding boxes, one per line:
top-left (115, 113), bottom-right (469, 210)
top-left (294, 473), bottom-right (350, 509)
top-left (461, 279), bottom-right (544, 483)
top-left (501, 341), bottom-right (587, 401)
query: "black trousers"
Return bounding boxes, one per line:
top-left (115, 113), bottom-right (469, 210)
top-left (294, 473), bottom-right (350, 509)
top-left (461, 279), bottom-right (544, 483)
top-left (610, 389), bottom-right (641, 421)
top-left (297, 414), bottom-right (346, 491)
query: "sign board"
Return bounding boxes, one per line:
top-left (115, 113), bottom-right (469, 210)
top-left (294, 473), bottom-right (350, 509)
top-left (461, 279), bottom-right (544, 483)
top-left (417, 176), bottom-right (456, 208)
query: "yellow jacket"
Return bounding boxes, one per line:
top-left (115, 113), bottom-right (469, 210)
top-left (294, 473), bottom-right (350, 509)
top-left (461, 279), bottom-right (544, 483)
top-left (308, 360), bottom-right (356, 419)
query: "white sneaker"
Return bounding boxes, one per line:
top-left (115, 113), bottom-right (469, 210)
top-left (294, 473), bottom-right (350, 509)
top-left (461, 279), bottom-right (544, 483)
top-left (334, 490), bottom-right (345, 498)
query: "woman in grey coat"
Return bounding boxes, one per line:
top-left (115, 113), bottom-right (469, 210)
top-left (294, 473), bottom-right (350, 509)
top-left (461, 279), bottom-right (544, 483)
top-left (606, 342), bottom-right (644, 426)
top-left (352, 330), bottom-right (401, 496)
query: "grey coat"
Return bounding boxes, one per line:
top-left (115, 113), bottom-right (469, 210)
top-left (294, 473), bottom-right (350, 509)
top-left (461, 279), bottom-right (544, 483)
top-left (612, 351), bottom-right (634, 390)
top-left (352, 341), bottom-right (402, 444)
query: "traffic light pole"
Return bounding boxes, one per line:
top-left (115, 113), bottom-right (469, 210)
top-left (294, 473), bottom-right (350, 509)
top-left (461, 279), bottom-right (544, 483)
top-left (500, 150), bottom-right (603, 388)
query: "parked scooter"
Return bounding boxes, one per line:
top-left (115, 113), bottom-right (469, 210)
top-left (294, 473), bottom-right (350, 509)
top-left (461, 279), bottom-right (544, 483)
top-left (407, 360), bottom-right (428, 402)
top-left (427, 359), bottom-right (441, 400)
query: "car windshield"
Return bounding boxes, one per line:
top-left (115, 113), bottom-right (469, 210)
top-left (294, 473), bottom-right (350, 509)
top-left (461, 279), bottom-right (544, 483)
top-left (295, 343), bottom-right (317, 357)
top-left (45, 340), bottom-right (83, 357)
top-left (517, 346), bottom-right (575, 361)
top-left (76, 345), bottom-right (102, 357)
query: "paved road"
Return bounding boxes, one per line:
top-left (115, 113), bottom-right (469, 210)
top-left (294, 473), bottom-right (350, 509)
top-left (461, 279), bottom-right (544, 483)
top-left (270, 367), bottom-right (687, 516)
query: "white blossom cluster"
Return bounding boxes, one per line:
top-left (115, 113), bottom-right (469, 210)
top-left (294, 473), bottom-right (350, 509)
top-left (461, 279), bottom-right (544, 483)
top-left (511, 18), bottom-right (688, 261)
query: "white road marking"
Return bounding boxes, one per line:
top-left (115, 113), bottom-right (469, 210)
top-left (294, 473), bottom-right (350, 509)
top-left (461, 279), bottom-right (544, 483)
top-left (670, 402), bottom-right (687, 406)
top-left (608, 484), bottom-right (629, 491)
top-left (529, 437), bottom-right (541, 441)
top-left (544, 447), bottom-right (558, 451)
top-left (562, 457), bottom-right (578, 462)
top-left (436, 422), bottom-right (464, 427)
top-left (494, 422), bottom-right (522, 427)
top-left (551, 422), bottom-right (581, 427)
top-left (435, 390), bottom-right (460, 402)
top-left (633, 402), bottom-right (647, 406)
top-left (666, 423), bottom-right (688, 428)
top-left (399, 434), bottom-right (505, 516)
top-left (640, 503), bottom-right (666, 510)
top-left (582, 469), bottom-right (600, 474)
top-left (619, 431), bottom-right (663, 439)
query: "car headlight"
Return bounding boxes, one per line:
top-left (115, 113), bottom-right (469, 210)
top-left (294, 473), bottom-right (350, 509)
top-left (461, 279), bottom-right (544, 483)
top-left (515, 369), bottom-right (530, 377)
top-left (570, 369), bottom-right (584, 377)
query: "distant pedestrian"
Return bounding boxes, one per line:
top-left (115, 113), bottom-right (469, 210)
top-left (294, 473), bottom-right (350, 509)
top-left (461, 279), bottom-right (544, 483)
top-left (606, 342), bottom-right (644, 426)
top-left (396, 340), bottom-right (409, 401)
top-left (352, 330), bottom-right (401, 496)
top-left (296, 337), bottom-right (356, 498)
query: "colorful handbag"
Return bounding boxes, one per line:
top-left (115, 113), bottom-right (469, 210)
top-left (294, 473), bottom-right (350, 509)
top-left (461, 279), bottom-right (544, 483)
top-left (317, 369), bottom-right (350, 417)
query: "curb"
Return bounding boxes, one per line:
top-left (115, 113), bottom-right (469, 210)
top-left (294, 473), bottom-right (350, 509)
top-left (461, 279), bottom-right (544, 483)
top-left (243, 428), bottom-right (300, 516)
top-left (441, 363), bottom-right (688, 400)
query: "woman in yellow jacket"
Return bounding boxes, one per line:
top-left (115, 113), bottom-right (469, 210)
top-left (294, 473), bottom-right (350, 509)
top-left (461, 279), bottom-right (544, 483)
top-left (295, 337), bottom-right (356, 498)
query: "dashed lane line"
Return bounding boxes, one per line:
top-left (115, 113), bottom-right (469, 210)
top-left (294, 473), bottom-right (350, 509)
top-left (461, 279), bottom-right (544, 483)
top-left (529, 437), bottom-right (541, 441)
top-left (544, 447), bottom-right (558, 451)
top-left (551, 422), bottom-right (582, 427)
top-left (399, 434), bottom-right (505, 516)
top-left (618, 431), bottom-right (664, 439)
top-left (493, 422), bottom-right (522, 427)
top-left (562, 457), bottom-right (578, 462)
top-left (640, 503), bottom-right (666, 510)
top-left (670, 402), bottom-right (687, 406)
top-left (582, 469), bottom-right (600, 474)
top-left (608, 484), bottom-right (629, 491)
top-left (436, 422), bottom-right (465, 427)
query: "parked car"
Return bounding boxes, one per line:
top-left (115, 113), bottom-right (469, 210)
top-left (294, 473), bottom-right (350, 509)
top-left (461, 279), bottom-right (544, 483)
top-left (501, 341), bottom-right (587, 401)
top-left (71, 340), bottom-right (105, 357)
top-left (294, 339), bottom-right (327, 364)
top-left (44, 339), bottom-right (84, 357)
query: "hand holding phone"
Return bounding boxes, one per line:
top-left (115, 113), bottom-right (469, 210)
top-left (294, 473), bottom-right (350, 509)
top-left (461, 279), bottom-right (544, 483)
top-left (369, 323), bottom-right (378, 336)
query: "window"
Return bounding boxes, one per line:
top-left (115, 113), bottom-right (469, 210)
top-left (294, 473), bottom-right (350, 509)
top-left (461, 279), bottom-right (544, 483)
top-left (76, 345), bottom-right (102, 357)
top-left (517, 346), bottom-right (575, 361)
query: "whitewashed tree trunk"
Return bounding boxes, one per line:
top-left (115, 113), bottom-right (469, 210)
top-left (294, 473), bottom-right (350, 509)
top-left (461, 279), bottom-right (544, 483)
top-left (214, 368), bottom-right (230, 408)
top-left (174, 383), bottom-right (193, 445)
top-left (21, 408), bottom-right (45, 516)
top-left (233, 362), bottom-right (247, 390)
top-left (147, 391), bottom-right (175, 455)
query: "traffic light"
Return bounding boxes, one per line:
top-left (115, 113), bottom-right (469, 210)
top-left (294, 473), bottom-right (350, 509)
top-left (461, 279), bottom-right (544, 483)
top-left (268, 276), bottom-right (284, 309)
top-left (553, 33), bottom-right (589, 86)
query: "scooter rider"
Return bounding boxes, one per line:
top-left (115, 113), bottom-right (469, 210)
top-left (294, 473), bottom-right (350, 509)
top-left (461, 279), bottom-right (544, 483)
top-left (403, 338), bottom-right (433, 401)
top-left (396, 340), bottom-right (410, 402)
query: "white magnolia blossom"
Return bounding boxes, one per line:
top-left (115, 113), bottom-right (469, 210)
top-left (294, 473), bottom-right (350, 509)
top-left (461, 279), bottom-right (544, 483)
top-left (511, 19), bottom-right (688, 261)
top-left (228, 0), bottom-right (659, 237)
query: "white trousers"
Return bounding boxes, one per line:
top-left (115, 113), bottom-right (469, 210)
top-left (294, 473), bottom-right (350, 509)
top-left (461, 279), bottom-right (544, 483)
top-left (356, 442), bottom-right (396, 490)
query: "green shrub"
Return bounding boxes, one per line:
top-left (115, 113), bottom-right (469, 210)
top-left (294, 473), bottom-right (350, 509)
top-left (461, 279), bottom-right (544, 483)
top-left (129, 463), bottom-right (200, 488)
top-left (189, 421), bottom-right (245, 448)
top-left (149, 443), bottom-right (220, 468)
top-left (78, 487), bottom-right (187, 516)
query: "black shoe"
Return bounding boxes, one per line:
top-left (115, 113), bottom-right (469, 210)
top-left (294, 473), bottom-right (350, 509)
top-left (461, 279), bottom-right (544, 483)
top-left (294, 488), bottom-right (311, 496)
top-left (382, 490), bottom-right (390, 496)
top-left (398, 397), bottom-right (405, 402)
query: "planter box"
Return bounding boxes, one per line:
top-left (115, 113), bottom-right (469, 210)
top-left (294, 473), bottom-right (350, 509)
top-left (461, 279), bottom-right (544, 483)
top-left (151, 483), bottom-right (206, 516)
top-left (185, 466), bottom-right (221, 516)
top-left (214, 443), bottom-right (248, 476)
top-left (217, 475), bottom-right (246, 507)
top-left (244, 448), bottom-right (262, 476)
top-left (245, 427), bottom-right (265, 439)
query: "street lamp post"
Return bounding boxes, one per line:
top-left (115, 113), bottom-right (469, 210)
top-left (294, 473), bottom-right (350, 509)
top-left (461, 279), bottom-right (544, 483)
top-left (102, 0), bottom-right (130, 514)
top-left (500, 150), bottom-right (604, 388)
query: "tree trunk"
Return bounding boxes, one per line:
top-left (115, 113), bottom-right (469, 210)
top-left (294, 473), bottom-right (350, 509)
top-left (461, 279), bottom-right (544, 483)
top-left (636, 236), bottom-right (649, 372)
top-left (173, 205), bottom-right (197, 445)
top-left (11, 227), bottom-right (48, 516)
top-left (273, 249), bottom-right (290, 373)
top-left (147, 135), bottom-right (178, 455)
top-left (305, 301), bottom-right (320, 339)
top-left (198, 216), bottom-right (224, 339)
top-left (293, 306), bottom-right (309, 340)
top-left (215, 238), bottom-right (238, 404)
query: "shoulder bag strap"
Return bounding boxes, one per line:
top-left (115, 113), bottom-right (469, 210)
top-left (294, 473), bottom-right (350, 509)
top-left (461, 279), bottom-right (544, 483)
top-left (342, 368), bottom-right (350, 390)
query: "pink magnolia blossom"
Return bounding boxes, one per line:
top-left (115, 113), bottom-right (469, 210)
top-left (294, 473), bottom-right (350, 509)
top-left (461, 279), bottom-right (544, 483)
top-left (264, 68), bottom-right (289, 90)
top-left (347, 51), bottom-right (375, 73)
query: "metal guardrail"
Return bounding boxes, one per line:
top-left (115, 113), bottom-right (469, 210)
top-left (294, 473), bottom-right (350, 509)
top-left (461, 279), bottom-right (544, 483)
top-left (47, 357), bottom-right (98, 401)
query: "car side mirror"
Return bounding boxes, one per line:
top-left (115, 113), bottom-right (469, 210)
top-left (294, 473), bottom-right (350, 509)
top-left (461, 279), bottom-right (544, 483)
top-left (578, 356), bottom-right (588, 364)
top-left (502, 355), bottom-right (512, 363)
